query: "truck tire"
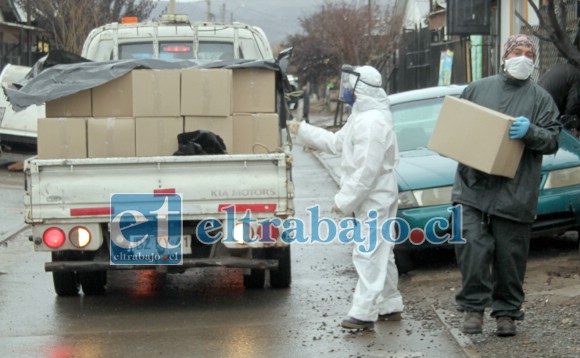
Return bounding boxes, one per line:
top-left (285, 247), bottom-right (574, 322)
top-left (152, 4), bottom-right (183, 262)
top-left (243, 249), bottom-right (265, 289)
top-left (51, 252), bottom-right (80, 296)
top-left (267, 246), bottom-right (291, 289)
top-left (53, 271), bottom-right (80, 296)
top-left (78, 271), bottom-right (107, 295)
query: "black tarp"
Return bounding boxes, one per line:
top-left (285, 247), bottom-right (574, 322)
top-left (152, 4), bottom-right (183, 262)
top-left (4, 57), bottom-right (280, 112)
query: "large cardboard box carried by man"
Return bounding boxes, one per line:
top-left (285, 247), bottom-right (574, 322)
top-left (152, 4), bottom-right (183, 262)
top-left (428, 96), bottom-right (524, 178)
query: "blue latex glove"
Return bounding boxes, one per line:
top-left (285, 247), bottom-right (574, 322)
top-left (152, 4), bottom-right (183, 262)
top-left (509, 116), bottom-right (531, 139)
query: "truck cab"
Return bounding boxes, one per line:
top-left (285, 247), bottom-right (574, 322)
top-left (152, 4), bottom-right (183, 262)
top-left (81, 15), bottom-right (273, 61)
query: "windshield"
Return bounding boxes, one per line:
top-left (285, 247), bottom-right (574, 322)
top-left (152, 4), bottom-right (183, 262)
top-left (118, 41), bottom-right (235, 60)
top-left (390, 97), bottom-right (447, 152)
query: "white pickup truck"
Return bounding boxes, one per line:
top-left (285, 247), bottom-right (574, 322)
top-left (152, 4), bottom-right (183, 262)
top-left (0, 14), bottom-right (276, 160)
top-left (14, 15), bottom-right (295, 296)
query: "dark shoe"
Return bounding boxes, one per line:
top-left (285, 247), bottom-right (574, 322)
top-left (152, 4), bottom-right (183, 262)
top-left (378, 311), bottom-right (402, 321)
top-left (462, 311), bottom-right (483, 334)
top-left (341, 316), bottom-right (374, 330)
top-left (496, 316), bottom-right (517, 337)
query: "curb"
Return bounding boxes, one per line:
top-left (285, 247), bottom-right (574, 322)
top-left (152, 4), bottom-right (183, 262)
top-left (310, 150), bottom-right (341, 186)
top-left (433, 307), bottom-right (481, 358)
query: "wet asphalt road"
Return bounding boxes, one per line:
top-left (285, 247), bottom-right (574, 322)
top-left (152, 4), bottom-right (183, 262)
top-left (0, 149), bottom-right (465, 358)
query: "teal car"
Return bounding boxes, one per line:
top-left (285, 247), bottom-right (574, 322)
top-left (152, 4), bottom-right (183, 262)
top-left (389, 85), bottom-right (580, 273)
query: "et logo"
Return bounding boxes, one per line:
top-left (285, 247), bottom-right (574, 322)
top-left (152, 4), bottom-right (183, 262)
top-left (110, 193), bottom-right (183, 265)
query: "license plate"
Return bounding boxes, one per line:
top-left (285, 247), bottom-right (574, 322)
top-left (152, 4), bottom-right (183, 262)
top-left (182, 235), bottom-right (192, 254)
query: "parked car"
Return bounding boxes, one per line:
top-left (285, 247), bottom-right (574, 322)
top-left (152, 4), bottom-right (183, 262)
top-left (390, 85), bottom-right (580, 273)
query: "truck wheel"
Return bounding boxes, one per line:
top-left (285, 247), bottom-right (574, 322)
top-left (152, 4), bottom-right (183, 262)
top-left (394, 249), bottom-right (414, 275)
top-left (267, 246), bottom-right (291, 289)
top-left (243, 249), bottom-right (265, 289)
top-left (53, 271), bottom-right (80, 296)
top-left (51, 252), bottom-right (80, 296)
top-left (79, 271), bottom-right (107, 295)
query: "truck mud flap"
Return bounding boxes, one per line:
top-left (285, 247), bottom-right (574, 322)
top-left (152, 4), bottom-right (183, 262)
top-left (45, 257), bottom-right (279, 272)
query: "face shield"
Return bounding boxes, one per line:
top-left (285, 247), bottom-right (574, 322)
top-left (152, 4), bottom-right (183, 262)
top-left (338, 64), bottom-right (360, 106)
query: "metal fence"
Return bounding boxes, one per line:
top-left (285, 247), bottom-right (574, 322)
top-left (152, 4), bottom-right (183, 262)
top-left (390, 28), bottom-right (470, 93)
top-left (390, 1), bottom-right (579, 93)
top-left (523, 0), bottom-right (578, 80)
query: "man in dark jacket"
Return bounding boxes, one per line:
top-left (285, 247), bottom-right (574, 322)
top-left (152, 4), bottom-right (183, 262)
top-left (538, 62), bottom-right (580, 137)
top-left (453, 34), bottom-right (561, 337)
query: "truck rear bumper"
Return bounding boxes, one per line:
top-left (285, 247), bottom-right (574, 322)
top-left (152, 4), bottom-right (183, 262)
top-left (45, 257), bottom-right (278, 272)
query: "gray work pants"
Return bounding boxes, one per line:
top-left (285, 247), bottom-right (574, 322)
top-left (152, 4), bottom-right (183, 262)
top-left (454, 204), bottom-right (531, 320)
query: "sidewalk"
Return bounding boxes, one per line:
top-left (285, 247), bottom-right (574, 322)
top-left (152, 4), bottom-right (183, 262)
top-left (290, 110), bottom-right (478, 358)
top-left (294, 111), bottom-right (343, 186)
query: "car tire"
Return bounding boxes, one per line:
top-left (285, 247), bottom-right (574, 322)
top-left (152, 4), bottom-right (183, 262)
top-left (243, 249), bottom-right (265, 289)
top-left (394, 249), bottom-right (414, 275)
top-left (266, 246), bottom-right (291, 289)
top-left (78, 271), bottom-right (107, 295)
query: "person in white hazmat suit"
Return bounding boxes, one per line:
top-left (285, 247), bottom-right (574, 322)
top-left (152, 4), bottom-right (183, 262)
top-left (287, 65), bottom-right (404, 330)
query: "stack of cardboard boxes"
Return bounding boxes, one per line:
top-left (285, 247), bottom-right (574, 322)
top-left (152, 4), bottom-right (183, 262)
top-left (38, 67), bottom-right (280, 159)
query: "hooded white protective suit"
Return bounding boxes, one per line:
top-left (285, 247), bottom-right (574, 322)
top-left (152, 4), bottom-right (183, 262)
top-left (296, 66), bottom-right (404, 321)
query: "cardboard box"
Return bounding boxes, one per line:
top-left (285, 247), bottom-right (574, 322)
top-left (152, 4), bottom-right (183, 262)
top-left (181, 69), bottom-right (232, 116)
top-left (87, 117), bottom-right (135, 158)
top-left (46, 90), bottom-right (92, 117)
top-left (184, 116), bottom-right (233, 152)
top-left (136, 117), bottom-right (183, 156)
top-left (92, 70), bottom-right (181, 117)
top-left (232, 69), bottom-right (276, 113)
top-left (37, 117), bottom-right (87, 159)
top-left (233, 113), bottom-right (280, 154)
top-left (427, 96), bottom-right (524, 178)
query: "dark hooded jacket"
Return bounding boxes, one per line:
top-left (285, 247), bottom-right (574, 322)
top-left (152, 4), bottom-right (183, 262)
top-left (538, 62), bottom-right (580, 117)
top-left (451, 67), bottom-right (561, 223)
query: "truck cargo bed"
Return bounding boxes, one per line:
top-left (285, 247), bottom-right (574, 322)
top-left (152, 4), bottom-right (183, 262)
top-left (25, 153), bottom-right (293, 225)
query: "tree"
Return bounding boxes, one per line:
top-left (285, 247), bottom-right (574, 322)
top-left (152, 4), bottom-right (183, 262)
top-left (15, 0), bottom-right (156, 55)
top-left (282, 0), bottom-right (404, 91)
top-left (517, 0), bottom-right (580, 68)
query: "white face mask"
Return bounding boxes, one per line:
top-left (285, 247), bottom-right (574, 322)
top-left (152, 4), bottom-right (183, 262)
top-left (504, 56), bottom-right (534, 80)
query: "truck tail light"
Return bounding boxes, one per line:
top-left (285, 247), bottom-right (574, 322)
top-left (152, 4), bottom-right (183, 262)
top-left (161, 45), bottom-right (191, 53)
top-left (69, 226), bottom-right (91, 248)
top-left (257, 223), bottom-right (280, 243)
top-left (43, 228), bottom-right (66, 249)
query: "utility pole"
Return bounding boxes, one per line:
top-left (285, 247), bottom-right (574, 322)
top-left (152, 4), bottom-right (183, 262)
top-left (26, 0), bottom-right (32, 66)
top-left (367, 0), bottom-right (371, 36)
top-left (168, 0), bottom-right (175, 15)
top-left (206, 0), bottom-right (211, 21)
top-left (221, 4), bottom-right (226, 23)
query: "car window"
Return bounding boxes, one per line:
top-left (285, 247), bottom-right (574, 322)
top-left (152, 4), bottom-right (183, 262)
top-left (198, 42), bottom-right (235, 60)
top-left (391, 97), bottom-right (446, 151)
top-left (119, 42), bottom-right (155, 59)
top-left (118, 41), bottom-right (235, 60)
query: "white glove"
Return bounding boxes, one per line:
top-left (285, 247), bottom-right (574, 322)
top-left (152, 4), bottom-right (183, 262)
top-left (286, 120), bottom-right (301, 135)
